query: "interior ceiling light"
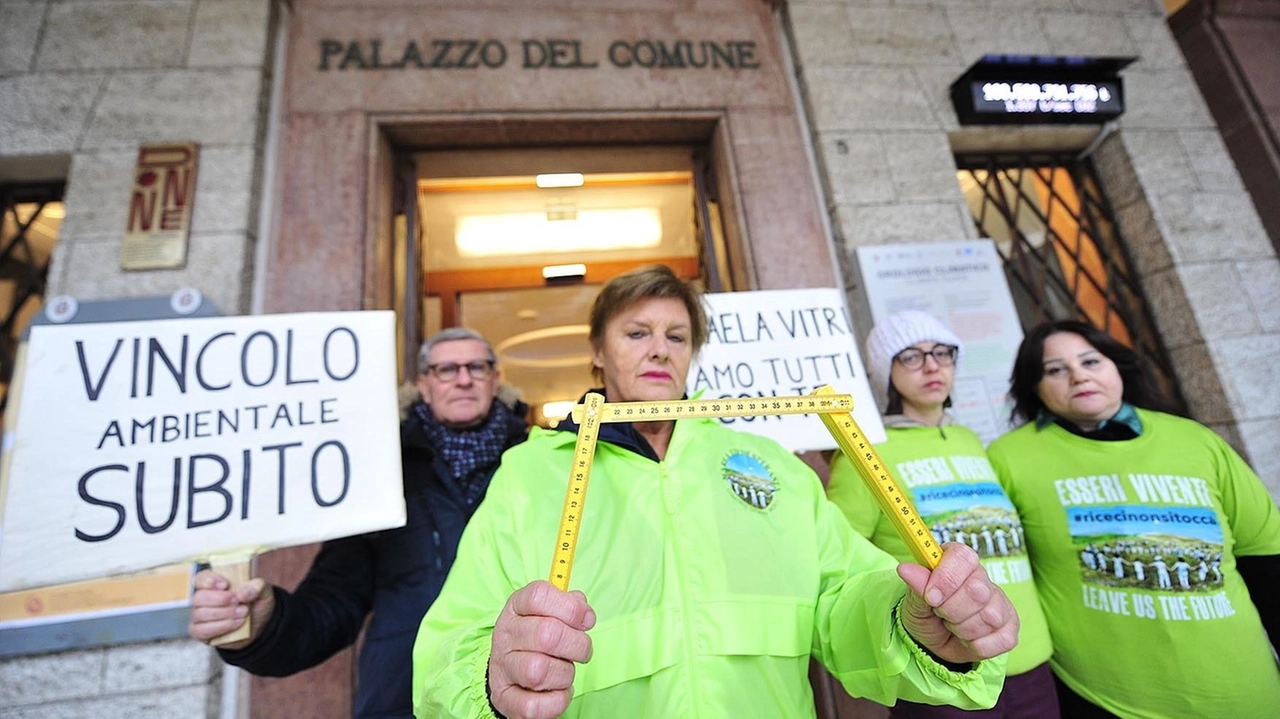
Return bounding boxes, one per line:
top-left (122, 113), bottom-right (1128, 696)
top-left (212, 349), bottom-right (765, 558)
top-left (456, 208), bottom-right (662, 257)
top-left (493, 325), bottom-right (592, 369)
top-left (542, 263), bottom-right (587, 280)
top-left (536, 173), bottom-right (584, 188)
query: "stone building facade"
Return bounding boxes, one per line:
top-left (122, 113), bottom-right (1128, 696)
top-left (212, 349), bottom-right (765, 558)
top-left (0, 1), bottom-right (1275, 717)
top-left (0, 0), bottom-right (276, 716)
top-left (789, 0), bottom-right (1279, 496)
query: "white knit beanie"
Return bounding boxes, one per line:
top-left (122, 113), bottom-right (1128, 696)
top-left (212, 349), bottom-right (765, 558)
top-left (864, 310), bottom-right (964, 412)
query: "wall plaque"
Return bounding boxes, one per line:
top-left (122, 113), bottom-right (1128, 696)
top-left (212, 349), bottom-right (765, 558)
top-left (121, 143), bottom-right (199, 270)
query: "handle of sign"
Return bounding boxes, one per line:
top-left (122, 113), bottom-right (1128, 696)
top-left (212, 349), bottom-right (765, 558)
top-left (208, 555), bottom-right (254, 646)
top-left (811, 386), bottom-right (942, 569)
top-left (549, 392), bottom-right (604, 591)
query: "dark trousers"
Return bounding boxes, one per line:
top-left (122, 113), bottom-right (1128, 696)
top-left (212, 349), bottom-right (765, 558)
top-left (1052, 674), bottom-right (1122, 719)
top-left (890, 662), bottom-right (1061, 719)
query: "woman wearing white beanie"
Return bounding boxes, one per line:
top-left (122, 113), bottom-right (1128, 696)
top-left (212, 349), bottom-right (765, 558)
top-left (827, 310), bottom-right (1058, 718)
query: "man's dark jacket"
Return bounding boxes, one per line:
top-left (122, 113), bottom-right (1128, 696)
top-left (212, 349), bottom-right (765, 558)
top-left (219, 401), bottom-right (528, 718)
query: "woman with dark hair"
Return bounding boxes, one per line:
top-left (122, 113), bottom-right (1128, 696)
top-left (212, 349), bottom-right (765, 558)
top-left (988, 319), bottom-right (1280, 718)
top-left (1006, 319), bottom-right (1169, 431)
top-left (412, 265), bottom-right (1018, 719)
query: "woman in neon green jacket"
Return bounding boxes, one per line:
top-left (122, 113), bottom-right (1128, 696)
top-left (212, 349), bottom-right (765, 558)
top-left (413, 265), bottom-right (1019, 719)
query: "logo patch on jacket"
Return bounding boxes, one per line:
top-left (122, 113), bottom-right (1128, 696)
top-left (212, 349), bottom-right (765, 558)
top-left (723, 451), bottom-right (777, 510)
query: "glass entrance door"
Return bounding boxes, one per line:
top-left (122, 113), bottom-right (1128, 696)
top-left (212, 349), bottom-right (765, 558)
top-left (413, 145), bottom-right (717, 425)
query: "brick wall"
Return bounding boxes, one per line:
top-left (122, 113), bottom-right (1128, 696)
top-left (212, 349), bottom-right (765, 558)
top-left (0, 639), bottom-right (220, 718)
top-left (0, 0), bottom-right (275, 315)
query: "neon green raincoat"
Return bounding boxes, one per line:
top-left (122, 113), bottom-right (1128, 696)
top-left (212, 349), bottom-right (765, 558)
top-left (413, 415), bottom-right (1006, 718)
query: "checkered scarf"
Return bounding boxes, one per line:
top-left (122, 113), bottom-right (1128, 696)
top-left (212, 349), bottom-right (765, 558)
top-left (415, 400), bottom-right (514, 504)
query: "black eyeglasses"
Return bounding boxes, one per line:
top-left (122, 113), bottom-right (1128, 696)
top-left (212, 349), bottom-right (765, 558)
top-left (425, 360), bottom-right (494, 382)
top-left (893, 345), bottom-right (958, 370)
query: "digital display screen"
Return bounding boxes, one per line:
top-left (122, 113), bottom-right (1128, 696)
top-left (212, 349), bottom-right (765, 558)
top-left (970, 80), bottom-right (1123, 116)
top-left (950, 55), bottom-right (1133, 126)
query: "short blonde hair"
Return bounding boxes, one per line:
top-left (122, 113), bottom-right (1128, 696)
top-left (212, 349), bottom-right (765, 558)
top-left (588, 264), bottom-right (707, 382)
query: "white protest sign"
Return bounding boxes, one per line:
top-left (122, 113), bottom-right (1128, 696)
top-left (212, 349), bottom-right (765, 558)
top-left (0, 311), bottom-right (404, 592)
top-left (856, 241), bottom-right (1024, 443)
top-left (688, 288), bottom-right (885, 451)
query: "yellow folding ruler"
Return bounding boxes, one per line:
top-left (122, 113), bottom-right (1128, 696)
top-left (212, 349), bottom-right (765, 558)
top-left (550, 392), bottom-right (604, 591)
top-left (550, 387), bottom-right (938, 591)
top-left (811, 385), bottom-right (942, 569)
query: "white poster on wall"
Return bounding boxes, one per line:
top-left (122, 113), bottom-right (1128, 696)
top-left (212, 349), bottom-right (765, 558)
top-left (856, 241), bottom-right (1024, 444)
top-left (689, 288), bottom-right (885, 451)
top-left (0, 311), bottom-right (404, 592)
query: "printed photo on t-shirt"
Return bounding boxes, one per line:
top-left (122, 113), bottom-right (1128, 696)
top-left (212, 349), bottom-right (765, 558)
top-left (1067, 505), bottom-right (1225, 593)
top-left (914, 482), bottom-right (1027, 561)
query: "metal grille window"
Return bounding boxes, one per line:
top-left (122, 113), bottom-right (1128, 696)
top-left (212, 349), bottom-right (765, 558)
top-left (955, 153), bottom-right (1185, 412)
top-left (0, 184), bottom-right (63, 416)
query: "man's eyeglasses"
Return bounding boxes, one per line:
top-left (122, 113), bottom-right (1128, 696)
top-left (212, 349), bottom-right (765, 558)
top-left (425, 360), bottom-right (495, 382)
top-left (893, 345), bottom-right (958, 370)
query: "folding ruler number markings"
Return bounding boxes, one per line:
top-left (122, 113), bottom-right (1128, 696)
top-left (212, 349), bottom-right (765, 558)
top-left (549, 386), bottom-right (940, 591)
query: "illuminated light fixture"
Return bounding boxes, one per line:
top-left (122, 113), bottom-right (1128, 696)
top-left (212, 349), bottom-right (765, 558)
top-left (536, 173), bottom-right (584, 188)
top-left (495, 325), bottom-right (591, 369)
top-left (456, 208), bottom-right (662, 257)
top-left (542, 263), bottom-right (586, 280)
top-left (542, 400), bottom-right (576, 422)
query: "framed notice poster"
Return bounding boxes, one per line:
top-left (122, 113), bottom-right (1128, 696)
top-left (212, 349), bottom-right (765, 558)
top-left (856, 240), bottom-right (1024, 444)
top-left (0, 564), bottom-right (194, 657)
top-left (120, 142), bottom-right (199, 270)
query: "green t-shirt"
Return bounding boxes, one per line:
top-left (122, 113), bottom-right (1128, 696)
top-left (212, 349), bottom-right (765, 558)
top-left (827, 424), bottom-right (1053, 676)
top-left (988, 408), bottom-right (1280, 719)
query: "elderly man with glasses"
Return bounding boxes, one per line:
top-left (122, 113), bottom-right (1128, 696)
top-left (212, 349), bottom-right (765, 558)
top-left (188, 327), bottom-right (528, 719)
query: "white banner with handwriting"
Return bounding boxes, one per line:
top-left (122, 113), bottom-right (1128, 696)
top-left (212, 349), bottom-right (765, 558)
top-left (0, 312), bottom-right (404, 591)
top-left (690, 288), bottom-right (885, 451)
